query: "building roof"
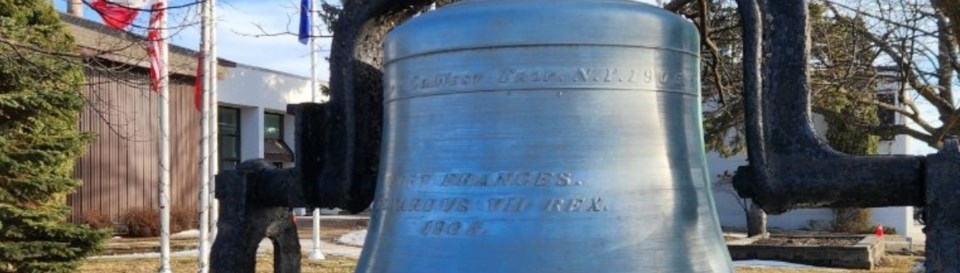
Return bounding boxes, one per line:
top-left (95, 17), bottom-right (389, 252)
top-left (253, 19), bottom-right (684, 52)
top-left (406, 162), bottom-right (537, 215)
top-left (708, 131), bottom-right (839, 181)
top-left (59, 12), bottom-right (312, 81)
top-left (264, 139), bottom-right (295, 162)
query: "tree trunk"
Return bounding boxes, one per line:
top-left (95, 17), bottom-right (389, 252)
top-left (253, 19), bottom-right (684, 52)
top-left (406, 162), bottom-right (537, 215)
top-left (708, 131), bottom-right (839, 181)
top-left (746, 201), bottom-right (767, 237)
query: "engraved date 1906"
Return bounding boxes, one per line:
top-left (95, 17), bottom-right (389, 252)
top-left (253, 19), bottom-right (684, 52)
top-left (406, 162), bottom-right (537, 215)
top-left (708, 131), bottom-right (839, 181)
top-left (419, 220), bottom-right (486, 237)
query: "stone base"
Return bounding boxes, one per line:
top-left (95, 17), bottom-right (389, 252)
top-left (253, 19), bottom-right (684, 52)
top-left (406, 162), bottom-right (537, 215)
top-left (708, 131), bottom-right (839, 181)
top-left (727, 235), bottom-right (885, 270)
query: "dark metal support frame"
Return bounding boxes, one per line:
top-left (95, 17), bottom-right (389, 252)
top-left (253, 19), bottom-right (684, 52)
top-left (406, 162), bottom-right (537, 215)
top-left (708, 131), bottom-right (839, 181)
top-left (210, 1), bottom-right (446, 272)
top-left (732, 1), bottom-right (955, 271)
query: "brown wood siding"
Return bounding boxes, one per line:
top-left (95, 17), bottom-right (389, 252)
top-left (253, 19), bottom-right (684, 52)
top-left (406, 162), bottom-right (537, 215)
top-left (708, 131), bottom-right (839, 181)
top-left (70, 65), bottom-right (200, 224)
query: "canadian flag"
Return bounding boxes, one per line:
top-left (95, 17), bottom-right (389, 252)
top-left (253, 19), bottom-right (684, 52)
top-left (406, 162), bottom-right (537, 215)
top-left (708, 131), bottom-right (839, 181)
top-left (194, 53), bottom-right (203, 111)
top-left (90, 0), bottom-right (152, 30)
top-left (146, 1), bottom-right (165, 93)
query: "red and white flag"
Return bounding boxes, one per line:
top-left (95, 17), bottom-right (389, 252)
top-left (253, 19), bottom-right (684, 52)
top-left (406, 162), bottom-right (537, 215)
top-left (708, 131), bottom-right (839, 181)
top-left (90, 0), bottom-right (152, 30)
top-left (146, 1), bottom-right (165, 93)
top-left (194, 53), bottom-right (204, 111)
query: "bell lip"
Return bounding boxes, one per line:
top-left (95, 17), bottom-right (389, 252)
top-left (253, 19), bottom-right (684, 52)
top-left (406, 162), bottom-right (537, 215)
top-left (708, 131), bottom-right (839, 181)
top-left (383, 0), bottom-right (700, 65)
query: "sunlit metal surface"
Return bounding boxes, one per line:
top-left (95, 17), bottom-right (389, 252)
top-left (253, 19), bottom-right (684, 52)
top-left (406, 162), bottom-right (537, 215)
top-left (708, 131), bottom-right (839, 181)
top-left (360, 1), bottom-right (734, 272)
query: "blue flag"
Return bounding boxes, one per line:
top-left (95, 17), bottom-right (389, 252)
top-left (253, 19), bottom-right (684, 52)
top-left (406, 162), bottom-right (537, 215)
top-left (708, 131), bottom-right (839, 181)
top-left (298, 0), bottom-right (311, 44)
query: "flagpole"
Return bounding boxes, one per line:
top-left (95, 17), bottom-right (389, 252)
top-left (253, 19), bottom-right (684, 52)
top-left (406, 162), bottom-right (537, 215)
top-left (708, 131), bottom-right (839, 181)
top-left (309, 0), bottom-right (318, 105)
top-left (157, 0), bottom-right (172, 272)
top-left (307, 0), bottom-right (326, 261)
top-left (198, 0), bottom-right (213, 271)
top-left (208, 0), bottom-right (220, 247)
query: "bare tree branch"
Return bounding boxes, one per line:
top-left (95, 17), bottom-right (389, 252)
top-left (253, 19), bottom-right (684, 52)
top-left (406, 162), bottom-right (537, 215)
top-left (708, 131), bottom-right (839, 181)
top-left (825, 2), bottom-right (954, 121)
top-left (696, 0), bottom-right (729, 105)
top-left (664, 0), bottom-right (696, 12)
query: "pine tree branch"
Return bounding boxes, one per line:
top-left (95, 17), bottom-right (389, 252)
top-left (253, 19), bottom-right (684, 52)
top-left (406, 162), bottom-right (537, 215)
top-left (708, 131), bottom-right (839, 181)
top-left (0, 37), bottom-right (84, 60)
top-left (812, 105), bottom-right (934, 145)
top-left (830, 84), bottom-right (938, 134)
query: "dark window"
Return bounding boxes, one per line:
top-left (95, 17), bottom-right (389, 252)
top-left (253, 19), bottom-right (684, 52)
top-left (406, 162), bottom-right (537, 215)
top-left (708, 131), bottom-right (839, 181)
top-left (877, 92), bottom-right (897, 141)
top-left (263, 113), bottom-right (294, 164)
top-left (219, 107), bottom-right (241, 171)
top-left (264, 113), bottom-right (283, 140)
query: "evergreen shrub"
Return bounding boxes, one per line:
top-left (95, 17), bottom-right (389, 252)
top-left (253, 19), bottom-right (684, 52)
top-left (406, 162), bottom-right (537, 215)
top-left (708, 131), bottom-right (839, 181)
top-left (0, 1), bottom-right (109, 271)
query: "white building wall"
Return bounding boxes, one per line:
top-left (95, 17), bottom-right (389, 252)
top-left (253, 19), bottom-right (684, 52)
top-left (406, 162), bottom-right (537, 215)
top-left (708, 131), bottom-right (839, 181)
top-left (708, 152), bottom-right (835, 231)
top-left (218, 64), bottom-right (313, 112)
top-left (877, 134), bottom-right (911, 156)
top-left (709, 114), bottom-right (922, 239)
top-left (708, 153), bottom-right (749, 228)
top-left (217, 64), bottom-right (317, 164)
top-left (239, 106), bottom-right (263, 161)
top-left (876, 134), bottom-right (925, 240)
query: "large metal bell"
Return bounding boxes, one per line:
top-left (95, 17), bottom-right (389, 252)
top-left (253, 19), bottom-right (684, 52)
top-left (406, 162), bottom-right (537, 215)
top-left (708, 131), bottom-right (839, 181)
top-left (358, 1), bottom-right (734, 272)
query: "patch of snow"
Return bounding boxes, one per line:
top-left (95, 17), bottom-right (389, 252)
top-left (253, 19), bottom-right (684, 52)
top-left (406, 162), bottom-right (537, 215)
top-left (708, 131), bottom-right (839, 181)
top-left (290, 208), bottom-right (343, 216)
top-left (294, 215), bottom-right (369, 221)
top-left (298, 239), bottom-right (363, 258)
top-left (732, 260), bottom-right (848, 272)
top-left (724, 233), bottom-right (748, 239)
top-left (733, 260), bottom-right (818, 268)
top-left (171, 229), bottom-right (200, 239)
top-left (322, 215), bottom-right (368, 220)
top-left (912, 262), bottom-right (925, 273)
top-left (320, 208), bottom-right (342, 215)
top-left (337, 230), bottom-right (367, 247)
top-left (292, 207), bottom-right (307, 216)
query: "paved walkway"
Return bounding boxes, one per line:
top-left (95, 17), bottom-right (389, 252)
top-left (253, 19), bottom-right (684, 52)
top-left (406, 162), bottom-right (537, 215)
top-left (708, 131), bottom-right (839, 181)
top-left (90, 238), bottom-right (363, 260)
top-left (90, 215), bottom-right (367, 260)
top-left (884, 235), bottom-right (925, 254)
top-left (296, 239), bottom-right (363, 258)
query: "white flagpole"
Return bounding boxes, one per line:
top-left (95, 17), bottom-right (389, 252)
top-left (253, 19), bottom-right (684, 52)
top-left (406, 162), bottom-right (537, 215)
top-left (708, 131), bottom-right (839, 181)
top-left (307, 0), bottom-right (326, 261)
top-left (157, 0), bottom-right (172, 272)
top-left (209, 0), bottom-right (220, 246)
top-left (198, 0), bottom-right (213, 271)
top-left (309, 0), bottom-right (318, 105)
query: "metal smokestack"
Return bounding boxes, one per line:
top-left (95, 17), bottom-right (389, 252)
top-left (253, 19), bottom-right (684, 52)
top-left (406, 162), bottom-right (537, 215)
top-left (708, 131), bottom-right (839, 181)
top-left (67, 0), bottom-right (83, 17)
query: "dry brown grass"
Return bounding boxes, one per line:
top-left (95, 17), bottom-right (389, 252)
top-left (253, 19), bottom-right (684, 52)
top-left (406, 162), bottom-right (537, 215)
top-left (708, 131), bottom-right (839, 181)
top-left (83, 216), bottom-right (366, 272)
top-left (80, 255), bottom-right (917, 273)
top-left (295, 218), bottom-right (367, 241)
top-left (101, 237), bottom-right (198, 256)
top-left (95, 217), bottom-right (362, 256)
top-left (80, 255), bottom-right (357, 273)
top-left (86, 217), bottom-right (916, 273)
top-left (735, 255), bottom-right (920, 273)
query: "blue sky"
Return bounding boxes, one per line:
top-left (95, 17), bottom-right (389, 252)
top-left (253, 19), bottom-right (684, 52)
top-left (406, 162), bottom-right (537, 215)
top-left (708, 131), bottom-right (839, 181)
top-left (53, 0), bottom-right (661, 80)
top-left (55, 0), bottom-right (334, 79)
top-left (51, 1), bottom-right (939, 155)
